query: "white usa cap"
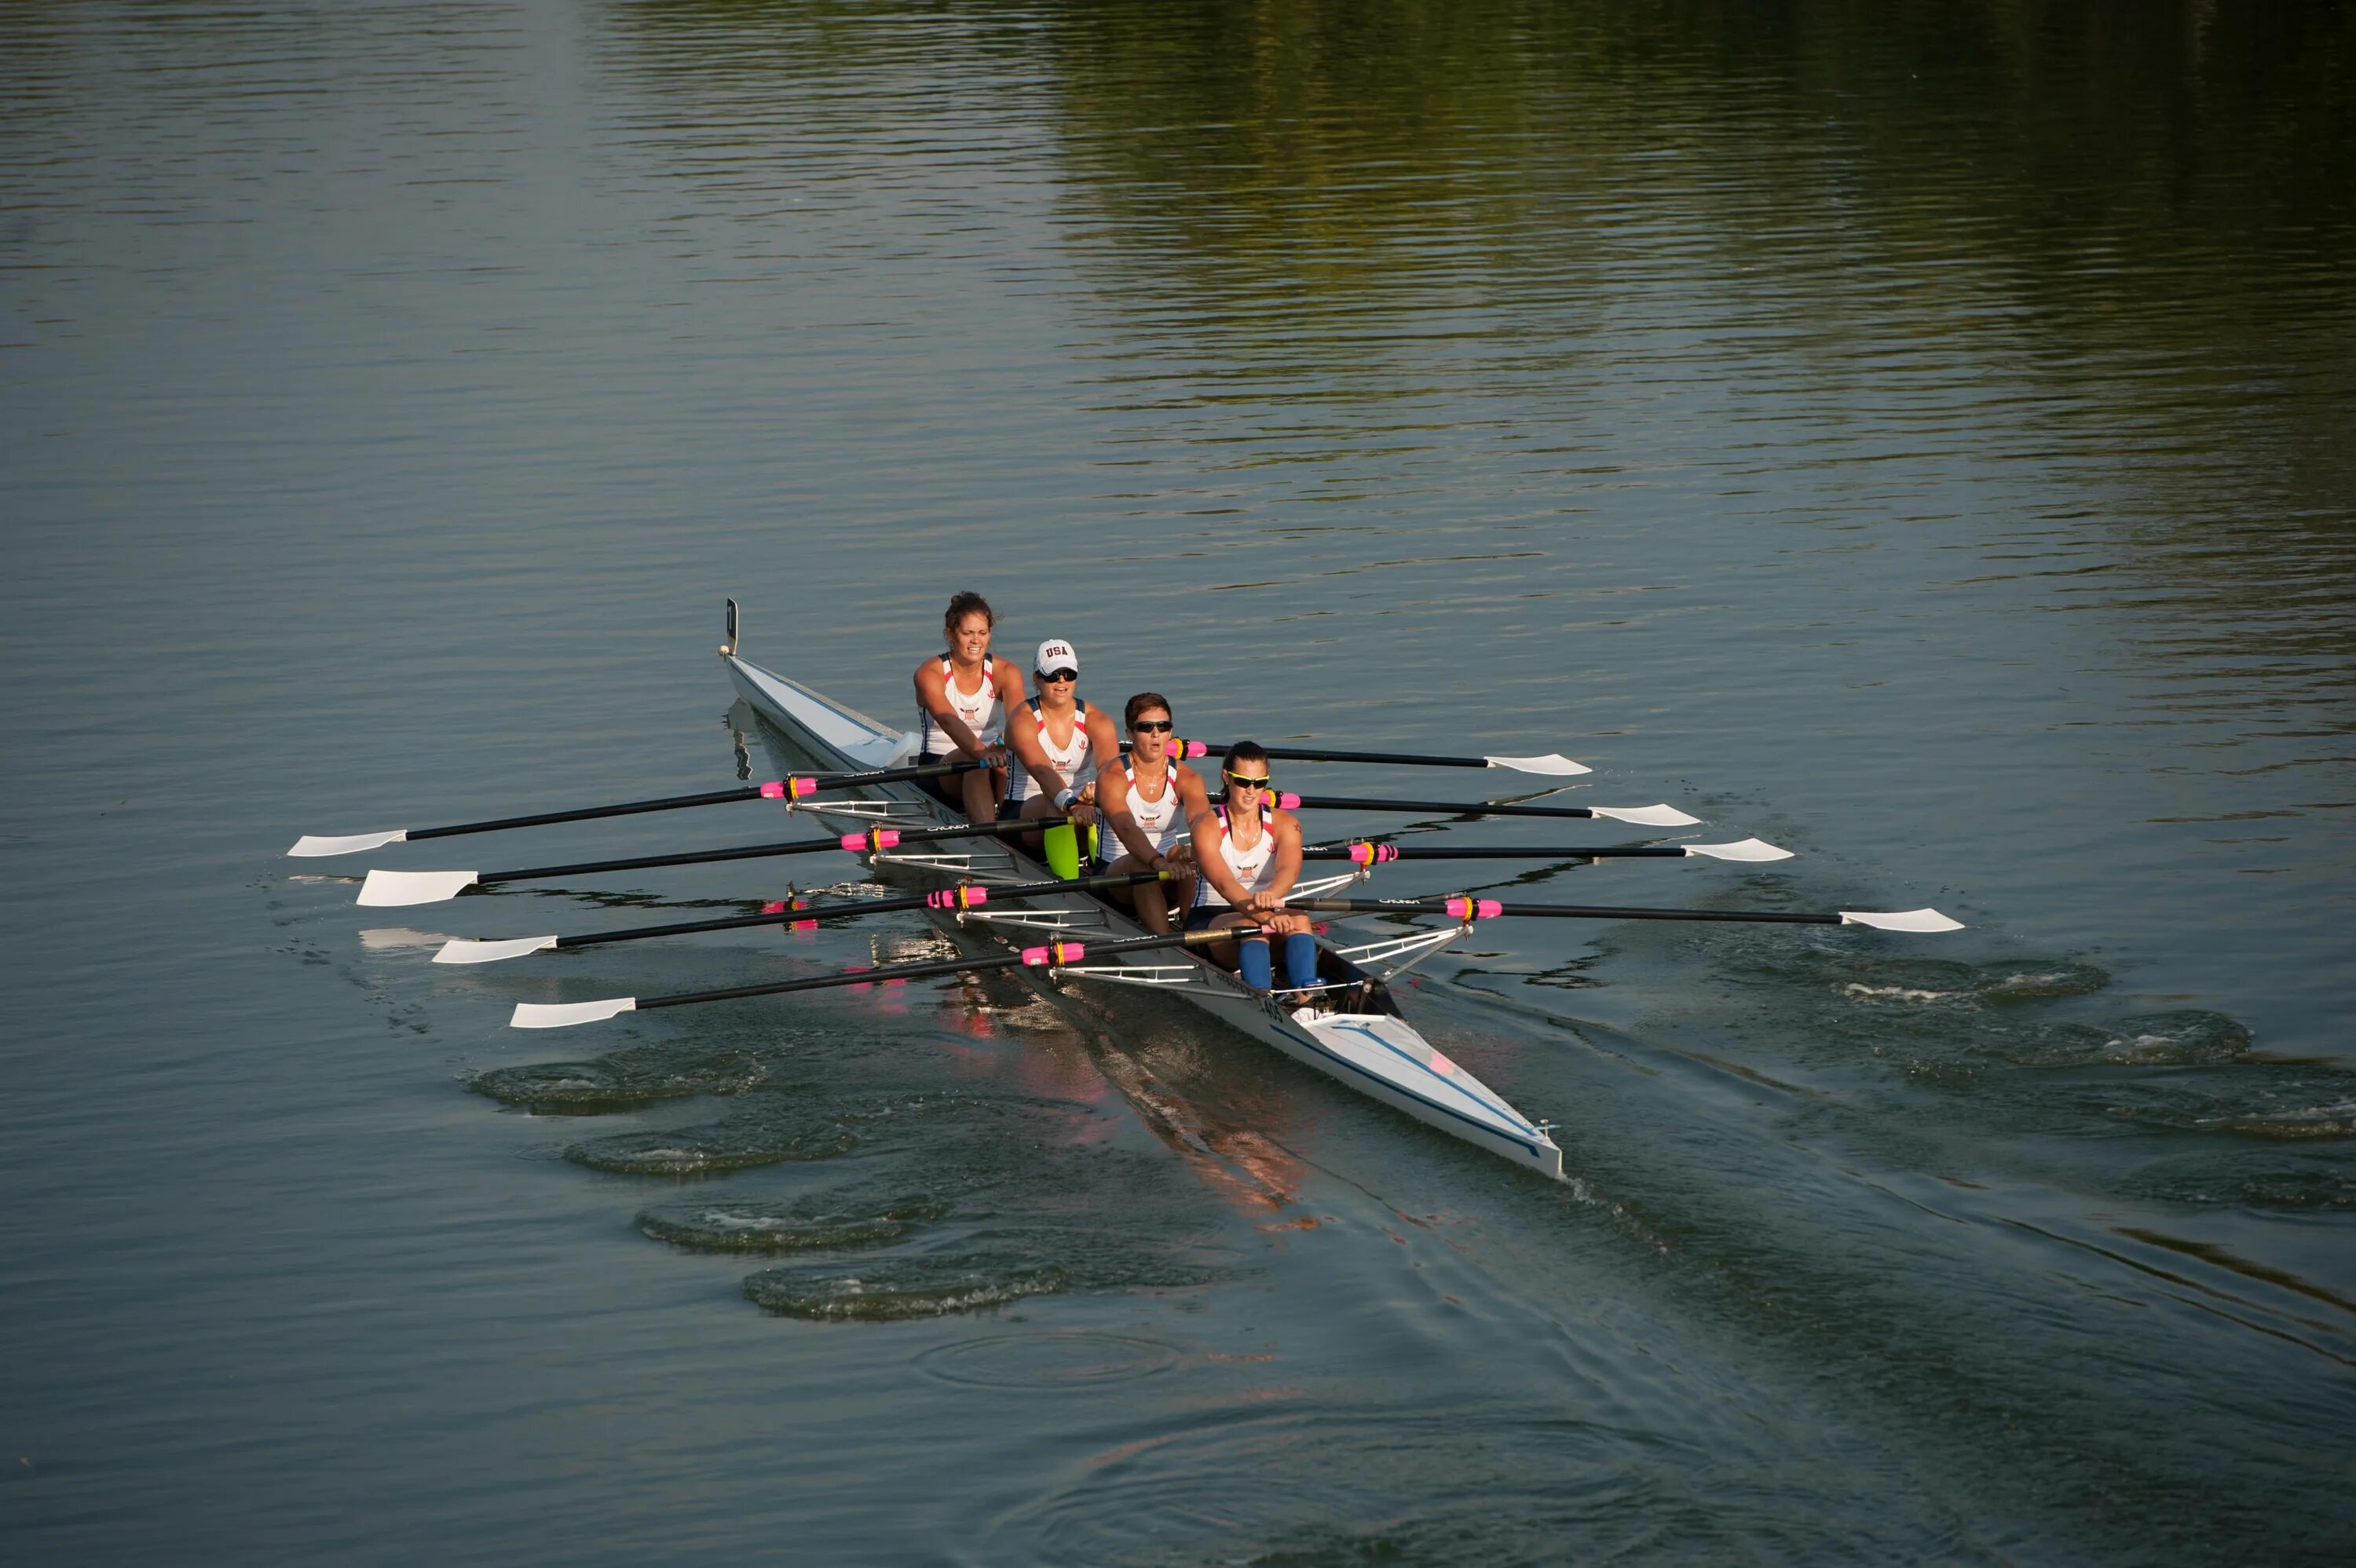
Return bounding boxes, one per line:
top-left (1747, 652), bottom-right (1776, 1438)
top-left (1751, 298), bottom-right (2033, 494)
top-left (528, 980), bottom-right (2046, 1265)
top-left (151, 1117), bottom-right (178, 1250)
top-left (1034, 638), bottom-right (1078, 675)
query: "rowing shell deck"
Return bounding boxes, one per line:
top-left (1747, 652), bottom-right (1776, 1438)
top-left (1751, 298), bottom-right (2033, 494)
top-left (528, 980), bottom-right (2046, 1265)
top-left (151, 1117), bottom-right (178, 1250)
top-left (723, 643), bottom-right (1565, 1182)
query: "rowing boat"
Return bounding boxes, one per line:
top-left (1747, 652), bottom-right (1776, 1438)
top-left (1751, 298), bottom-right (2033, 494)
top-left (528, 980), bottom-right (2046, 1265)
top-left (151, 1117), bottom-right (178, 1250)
top-left (295, 606), bottom-right (1961, 1180)
top-left (718, 612), bottom-right (1571, 1181)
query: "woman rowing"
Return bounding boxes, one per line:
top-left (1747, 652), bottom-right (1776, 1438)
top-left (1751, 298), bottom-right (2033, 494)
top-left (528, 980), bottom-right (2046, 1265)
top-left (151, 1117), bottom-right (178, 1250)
top-left (912, 592), bottom-right (1025, 823)
top-left (1183, 741), bottom-right (1320, 994)
top-left (1003, 637), bottom-right (1120, 832)
top-left (1091, 691), bottom-right (1199, 933)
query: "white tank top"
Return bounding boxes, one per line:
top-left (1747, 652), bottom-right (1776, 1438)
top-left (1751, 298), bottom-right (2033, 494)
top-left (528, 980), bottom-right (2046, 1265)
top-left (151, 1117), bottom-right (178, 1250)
top-left (1192, 802), bottom-right (1276, 909)
top-left (1006, 696), bottom-right (1094, 802)
top-left (1096, 760), bottom-right (1185, 865)
top-left (916, 655), bottom-right (1001, 758)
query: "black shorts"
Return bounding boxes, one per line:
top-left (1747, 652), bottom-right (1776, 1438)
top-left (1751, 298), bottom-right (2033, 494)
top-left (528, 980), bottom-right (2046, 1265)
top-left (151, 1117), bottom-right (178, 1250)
top-left (996, 798), bottom-right (1026, 823)
top-left (1183, 904), bottom-right (1252, 935)
top-left (914, 769), bottom-right (966, 811)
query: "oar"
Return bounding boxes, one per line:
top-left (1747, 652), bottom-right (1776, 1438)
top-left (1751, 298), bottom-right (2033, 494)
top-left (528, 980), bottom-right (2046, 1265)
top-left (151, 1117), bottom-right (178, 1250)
top-left (287, 758), bottom-right (985, 857)
top-left (1302, 839), bottom-right (1791, 864)
top-left (510, 925), bottom-right (1251, 1029)
top-left (1119, 741), bottom-right (1588, 777)
top-left (355, 818), bottom-right (1048, 907)
top-left (1281, 794), bottom-right (1700, 826)
top-left (432, 870), bottom-right (1162, 965)
top-left (1287, 896), bottom-right (1963, 931)
top-left (1235, 745), bottom-right (1588, 777)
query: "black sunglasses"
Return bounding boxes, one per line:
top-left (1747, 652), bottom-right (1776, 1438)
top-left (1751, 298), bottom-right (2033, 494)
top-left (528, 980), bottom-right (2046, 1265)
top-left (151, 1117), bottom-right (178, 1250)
top-left (1037, 667), bottom-right (1077, 682)
top-left (1130, 718), bottom-right (1173, 733)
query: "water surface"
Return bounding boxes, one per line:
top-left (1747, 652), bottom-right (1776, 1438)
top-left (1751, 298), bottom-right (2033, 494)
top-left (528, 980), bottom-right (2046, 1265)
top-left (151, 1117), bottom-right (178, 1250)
top-left (3, 2), bottom-right (2351, 1562)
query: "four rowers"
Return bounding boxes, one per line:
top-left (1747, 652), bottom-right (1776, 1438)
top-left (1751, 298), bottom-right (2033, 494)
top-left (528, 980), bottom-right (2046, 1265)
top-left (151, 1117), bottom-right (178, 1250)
top-left (912, 595), bottom-right (1319, 994)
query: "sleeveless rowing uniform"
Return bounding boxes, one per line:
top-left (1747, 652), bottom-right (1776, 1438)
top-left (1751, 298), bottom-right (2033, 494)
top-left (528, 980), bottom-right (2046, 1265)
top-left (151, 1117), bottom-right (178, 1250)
top-left (1189, 802), bottom-right (1276, 918)
top-left (1096, 759), bottom-right (1186, 868)
top-left (916, 654), bottom-right (1001, 760)
top-left (1004, 695), bottom-right (1096, 805)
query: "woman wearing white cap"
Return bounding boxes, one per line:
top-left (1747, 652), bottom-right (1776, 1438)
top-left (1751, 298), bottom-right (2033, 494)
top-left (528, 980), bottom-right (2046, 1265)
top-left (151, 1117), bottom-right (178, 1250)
top-left (912, 592), bottom-right (1026, 824)
top-left (1002, 637), bottom-right (1120, 831)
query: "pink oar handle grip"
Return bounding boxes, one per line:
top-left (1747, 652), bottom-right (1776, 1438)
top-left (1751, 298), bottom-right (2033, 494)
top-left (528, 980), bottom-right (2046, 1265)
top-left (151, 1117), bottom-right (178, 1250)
top-left (927, 886), bottom-right (988, 909)
top-left (840, 830), bottom-right (903, 851)
top-left (1348, 842), bottom-right (1399, 864)
top-left (1444, 897), bottom-right (1503, 920)
top-left (1020, 942), bottom-right (1085, 966)
top-left (762, 777), bottom-right (821, 799)
top-left (1182, 740), bottom-right (1208, 758)
top-left (1279, 792), bottom-right (1302, 810)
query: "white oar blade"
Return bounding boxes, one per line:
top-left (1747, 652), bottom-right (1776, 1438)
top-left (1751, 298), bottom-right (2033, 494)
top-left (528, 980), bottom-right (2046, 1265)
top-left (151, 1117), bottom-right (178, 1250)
top-left (1840, 908), bottom-right (1964, 933)
top-left (357, 868), bottom-right (480, 907)
top-left (510, 996), bottom-right (638, 1029)
top-left (433, 934), bottom-right (559, 967)
top-left (1682, 838), bottom-right (1794, 863)
top-left (289, 828), bottom-right (409, 858)
top-left (1485, 753), bottom-right (1592, 777)
top-left (1593, 803), bottom-right (1703, 828)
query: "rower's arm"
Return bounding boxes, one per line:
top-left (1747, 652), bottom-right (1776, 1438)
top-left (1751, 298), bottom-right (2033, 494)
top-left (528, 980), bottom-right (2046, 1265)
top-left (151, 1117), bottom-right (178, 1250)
top-left (1006, 707), bottom-right (1068, 799)
top-left (913, 662), bottom-right (991, 758)
top-left (1264, 811), bottom-right (1304, 900)
top-left (1097, 753), bottom-right (1159, 864)
top-left (1080, 707), bottom-right (1122, 806)
top-left (1187, 798), bottom-right (1254, 907)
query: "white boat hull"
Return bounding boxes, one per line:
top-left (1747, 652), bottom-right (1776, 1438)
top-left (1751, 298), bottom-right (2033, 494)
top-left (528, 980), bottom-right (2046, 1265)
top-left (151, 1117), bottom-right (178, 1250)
top-left (723, 651), bottom-right (1564, 1181)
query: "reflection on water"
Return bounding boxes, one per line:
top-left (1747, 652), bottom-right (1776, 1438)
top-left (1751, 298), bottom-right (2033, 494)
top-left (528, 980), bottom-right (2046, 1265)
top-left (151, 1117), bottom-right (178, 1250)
top-left (4, 0), bottom-right (2353, 1563)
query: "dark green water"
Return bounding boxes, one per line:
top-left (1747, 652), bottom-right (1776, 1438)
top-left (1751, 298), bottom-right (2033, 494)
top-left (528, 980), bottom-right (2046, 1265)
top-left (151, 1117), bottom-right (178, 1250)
top-left (3, 2), bottom-right (2351, 1561)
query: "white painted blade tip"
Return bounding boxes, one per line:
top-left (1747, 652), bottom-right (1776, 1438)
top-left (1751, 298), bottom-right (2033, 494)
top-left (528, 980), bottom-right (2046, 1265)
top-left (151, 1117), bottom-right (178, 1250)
top-left (288, 828), bottom-right (408, 857)
top-left (1595, 803), bottom-right (1703, 828)
top-left (356, 868), bottom-right (480, 907)
top-left (510, 997), bottom-right (637, 1029)
top-left (433, 934), bottom-right (560, 966)
top-left (1487, 752), bottom-right (1592, 777)
top-left (1685, 838), bottom-right (1794, 862)
top-left (1841, 908), bottom-right (1964, 934)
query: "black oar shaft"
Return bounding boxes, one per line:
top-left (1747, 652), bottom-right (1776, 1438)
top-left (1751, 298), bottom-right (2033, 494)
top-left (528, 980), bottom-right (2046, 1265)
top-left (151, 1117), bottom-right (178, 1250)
top-left (804, 758), bottom-right (979, 787)
top-left (479, 818), bottom-right (1036, 886)
top-left (1293, 897), bottom-right (1837, 926)
top-left (559, 890), bottom-right (938, 948)
top-left (481, 839), bottom-right (838, 884)
top-left (412, 786), bottom-right (763, 841)
top-left (637, 927), bottom-right (1222, 1011)
top-left (1292, 795), bottom-right (1595, 820)
top-left (1301, 845), bottom-right (1680, 861)
top-left (404, 759), bottom-right (983, 844)
top-left (1257, 747), bottom-right (1489, 769)
top-left (552, 871), bottom-right (1160, 950)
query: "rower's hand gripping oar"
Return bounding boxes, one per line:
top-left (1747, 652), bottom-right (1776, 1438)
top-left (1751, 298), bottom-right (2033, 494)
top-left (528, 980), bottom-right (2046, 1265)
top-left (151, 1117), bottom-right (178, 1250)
top-left (1288, 895), bottom-right (1963, 931)
top-left (288, 758), bottom-right (986, 858)
top-left (431, 870), bottom-right (1165, 965)
top-left (354, 817), bottom-right (1054, 907)
top-left (1282, 794), bottom-right (1701, 826)
top-left (1304, 839), bottom-right (1793, 863)
top-left (1117, 740), bottom-right (1589, 777)
top-left (509, 924), bottom-right (1263, 1030)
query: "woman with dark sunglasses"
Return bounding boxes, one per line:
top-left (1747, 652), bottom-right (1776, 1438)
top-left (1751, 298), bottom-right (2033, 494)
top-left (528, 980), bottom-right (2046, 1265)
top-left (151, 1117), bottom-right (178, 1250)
top-left (1002, 638), bottom-right (1121, 832)
top-left (1182, 741), bottom-right (1319, 994)
top-left (1091, 691), bottom-right (1200, 932)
